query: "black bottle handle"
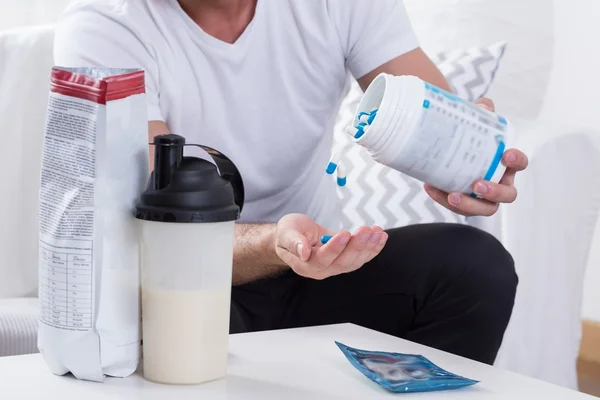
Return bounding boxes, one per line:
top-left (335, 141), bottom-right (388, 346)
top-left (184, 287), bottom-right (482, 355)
top-left (187, 144), bottom-right (245, 213)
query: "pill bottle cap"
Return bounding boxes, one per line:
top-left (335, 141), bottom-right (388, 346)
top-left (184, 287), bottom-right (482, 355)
top-left (353, 74), bottom-right (423, 158)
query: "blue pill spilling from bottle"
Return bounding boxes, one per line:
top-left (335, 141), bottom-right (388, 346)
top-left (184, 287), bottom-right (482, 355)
top-left (325, 161), bottom-right (338, 175)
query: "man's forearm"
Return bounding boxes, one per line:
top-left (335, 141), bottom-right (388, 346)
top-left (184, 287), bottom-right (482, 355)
top-left (357, 48), bottom-right (452, 93)
top-left (233, 223), bottom-right (288, 286)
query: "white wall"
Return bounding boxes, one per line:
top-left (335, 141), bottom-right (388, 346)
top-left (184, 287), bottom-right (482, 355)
top-left (584, 228), bottom-right (600, 322)
top-left (0, 0), bottom-right (72, 30)
top-left (405, 0), bottom-right (554, 121)
top-left (538, 0), bottom-right (600, 323)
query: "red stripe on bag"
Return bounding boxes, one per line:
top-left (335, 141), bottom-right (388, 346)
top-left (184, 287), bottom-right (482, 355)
top-left (105, 70), bottom-right (146, 102)
top-left (50, 69), bottom-right (146, 104)
top-left (51, 68), bottom-right (107, 104)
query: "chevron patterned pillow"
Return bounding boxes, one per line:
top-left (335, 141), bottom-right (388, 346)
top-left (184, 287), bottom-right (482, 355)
top-left (432, 41), bottom-right (507, 102)
top-left (334, 42), bottom-right (507, 231)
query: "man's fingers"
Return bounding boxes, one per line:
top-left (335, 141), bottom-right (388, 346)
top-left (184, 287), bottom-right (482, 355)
top-left (276, 228), bottom-right (311, 262)
top-left (280, 231), bottom-right (351, 279)
top-left (476, 97), bottom-right (495, 112)
top-left (499, 150), bottom-right (528, 187)
top-left (311, 231), bottom-right (352, 268)
top-left (472, 180), bottom-right (517, 204)
top-left (344, 226), bottom-right (384, 273)
top-left (447, 192), bottom-right (499, 217)
top-left (424, 184), bottom-right (467, 215)
top-left (423, 148), bottom-right (527, 217)
top-left (362, 229), bottom-right (388, 267)
top-left (502, 149), bottom-right (529, 171)
top-left (425, 184), bottom-right (499, 216)
top-left (276, 244), bottom-right (309, 271)
top-left (329, 226), bottom-right (373, 273)
top-left (499, 169), bottom-right (517, 187)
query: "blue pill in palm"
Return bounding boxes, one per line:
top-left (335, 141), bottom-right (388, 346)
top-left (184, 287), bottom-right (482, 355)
top-left (321, 235), bottom-right (333, 244)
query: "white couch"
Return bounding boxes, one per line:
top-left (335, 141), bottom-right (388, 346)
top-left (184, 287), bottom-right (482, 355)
top-left (1, 24), bottom-right (600, 391)
top-left (0, 25), bottom-right (53, 359)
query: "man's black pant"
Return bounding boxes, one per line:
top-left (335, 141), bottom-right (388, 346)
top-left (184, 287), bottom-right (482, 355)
top-left (231, 223), bottom-right (518, 365)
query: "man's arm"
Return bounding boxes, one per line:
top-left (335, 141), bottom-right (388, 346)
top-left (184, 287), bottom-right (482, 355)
top-left (233, 224), bottom-right (287, 285)
top-left (148, 121), bottom-right (170, 168)
top-left (356, 48), bottom-right (529, 218)
top-left (328, 0), bottom-right (448, 93)
top-left (357, 47), bottom-right (451, 92)
top-left (149, 121), bottom-right (287, 285)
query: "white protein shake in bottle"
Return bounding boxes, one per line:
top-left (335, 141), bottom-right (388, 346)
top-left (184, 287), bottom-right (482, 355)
top-left (142, 288), bottom-right (231, 384)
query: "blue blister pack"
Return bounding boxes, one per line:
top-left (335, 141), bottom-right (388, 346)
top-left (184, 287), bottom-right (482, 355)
top-left (336, 342), bottom-right (479, 393)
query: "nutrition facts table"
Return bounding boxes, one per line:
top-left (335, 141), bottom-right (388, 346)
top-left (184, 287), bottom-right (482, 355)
top-left (40, 239), bottom-right (93, 330)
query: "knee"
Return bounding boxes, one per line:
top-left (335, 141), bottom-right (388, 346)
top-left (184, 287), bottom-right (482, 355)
top-left (444, 224), bottom-right (518, 303)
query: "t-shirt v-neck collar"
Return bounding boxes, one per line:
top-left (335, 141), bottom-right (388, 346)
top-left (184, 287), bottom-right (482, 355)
top-left (170, 0), bottom-right (262, 53)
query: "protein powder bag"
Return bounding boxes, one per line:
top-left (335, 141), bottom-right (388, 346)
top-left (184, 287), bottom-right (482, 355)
top-left (38, 67), bottom-right (149, 382)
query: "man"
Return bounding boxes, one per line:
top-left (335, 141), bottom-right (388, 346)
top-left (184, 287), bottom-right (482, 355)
top-left (55, 0), bottom-right (528, 365)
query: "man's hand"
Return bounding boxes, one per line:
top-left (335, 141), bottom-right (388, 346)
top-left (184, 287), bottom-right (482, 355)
top-left (275, 214), bottom-right (388, 280)
top-left (424, 98), bottom-right (529, 217)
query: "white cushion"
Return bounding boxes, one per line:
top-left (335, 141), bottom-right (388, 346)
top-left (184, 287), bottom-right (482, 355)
top-left (404, 0), bottom-right (554, 121)
top-left (0, 25), bottom-right (55, 298)
top-left (432, 41), bottom-right (506, 102)
top-left (334, 44), bottom-right (506, 232)
top-left (0, 298), bottom-right (39, 357)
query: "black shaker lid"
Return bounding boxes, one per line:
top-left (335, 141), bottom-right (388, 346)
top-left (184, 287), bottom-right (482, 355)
top-left (135, 134), bottom-right (244, 223)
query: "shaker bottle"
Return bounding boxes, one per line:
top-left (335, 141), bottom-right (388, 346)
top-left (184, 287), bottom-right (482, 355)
top-left (135, 134), bottom-right (244, 385)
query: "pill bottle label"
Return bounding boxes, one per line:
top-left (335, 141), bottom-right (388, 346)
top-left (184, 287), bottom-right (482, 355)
top-left (352, 74), bottom-right (509, 194)
top-left (397, 83), bottom-right (507, 193)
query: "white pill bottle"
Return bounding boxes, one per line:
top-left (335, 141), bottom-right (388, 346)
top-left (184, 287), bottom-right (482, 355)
top-left (353, 73), bottom-right (510, 194)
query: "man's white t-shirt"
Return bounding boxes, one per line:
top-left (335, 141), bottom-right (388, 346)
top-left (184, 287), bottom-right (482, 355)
top-left (54, 0), bottom-right (419, 229)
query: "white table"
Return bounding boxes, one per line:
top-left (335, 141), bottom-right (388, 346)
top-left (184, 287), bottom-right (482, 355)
top-left (1, 324), bottom-right (594, 399)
